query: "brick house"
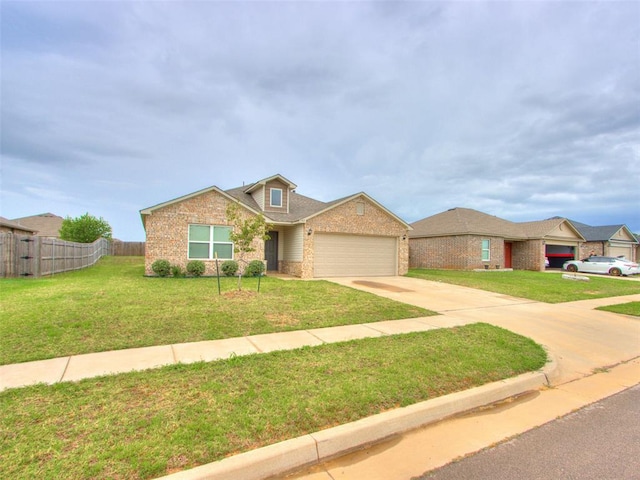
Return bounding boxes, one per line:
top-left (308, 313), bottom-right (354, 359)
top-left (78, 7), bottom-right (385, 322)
top-left (8, 213), bottom-right (64, 238)
top-left (140, 174), bottom-right (410, 278)
top-left (0, 217), bottom-right (37, 235)
top-left (571, 221), bottom-right (638, 261)
top-left (409, 208), bottom-right (585, 271)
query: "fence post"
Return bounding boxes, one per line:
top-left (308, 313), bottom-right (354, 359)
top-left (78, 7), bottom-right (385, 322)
top-left (34, 236), bottom-right (42, 277)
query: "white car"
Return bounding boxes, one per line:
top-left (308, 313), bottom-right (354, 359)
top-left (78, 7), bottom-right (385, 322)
top-left (563, 256), bottom-right (640, 276)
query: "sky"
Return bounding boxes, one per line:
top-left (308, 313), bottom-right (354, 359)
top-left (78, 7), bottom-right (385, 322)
top-left (1, 1), bottom-right (639, 241)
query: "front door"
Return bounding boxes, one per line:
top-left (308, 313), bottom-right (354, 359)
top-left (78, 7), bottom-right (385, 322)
top-left (504, 242), bottom-right (513, 268)
top-left (265, 231), bottom-right (278, 271)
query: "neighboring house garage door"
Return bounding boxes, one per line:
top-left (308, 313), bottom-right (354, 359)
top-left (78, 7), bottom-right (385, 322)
top-left (314, 234), bottom-right (397, 277)
top-left (609, 244), bottom-right (634, 259)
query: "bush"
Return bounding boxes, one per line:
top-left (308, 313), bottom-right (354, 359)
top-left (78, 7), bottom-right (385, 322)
top-left (151, 259), bottom-right (171, 277)
top-left (244, 260), bottom-right (265, 277)
top-left (220, 260), bottom-right (239, 277)
top-left (186, 260), bottom-right (206, 277)
top-left (171, 265), bottom-right (183, 278)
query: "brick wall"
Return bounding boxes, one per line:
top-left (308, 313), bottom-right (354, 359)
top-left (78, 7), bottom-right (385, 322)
top-left (410, 235), bottom-right (505, 270)
top-left (303, 196), bottom-right (409, 278)
top-left (512, 239), bottom-right (544, 271)
top-left (144, 190), bottom-right (264, 276)
top-left (579, 242), bottom-right (603, 259)
top-left (410, 235), bottom-right (546, 271)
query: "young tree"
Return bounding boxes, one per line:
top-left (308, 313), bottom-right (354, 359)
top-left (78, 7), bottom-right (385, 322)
top-left (59, 213), bottom-right (113, 243)
top-left (226, 203), bottom-right (271, 257)
top-left (225, 202), bottom-right (271, 288)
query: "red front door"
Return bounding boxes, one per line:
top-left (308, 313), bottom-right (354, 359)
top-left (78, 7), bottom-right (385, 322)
top-left (504, 242), bottom-right (513, 268)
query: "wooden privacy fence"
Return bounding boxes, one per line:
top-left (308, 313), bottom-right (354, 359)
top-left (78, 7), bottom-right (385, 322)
top-left (112, 241), bottom-right (145, 256)
top-left (0, 234), bottom-right (112, 278)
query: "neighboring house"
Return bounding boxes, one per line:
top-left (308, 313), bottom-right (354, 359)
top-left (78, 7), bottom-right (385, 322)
top-left (140, 174), bottom-right (410, 278)
top-left (409, 208), bottom-right (585, 271)
top-left (0, 217), bottom-right (37, 235)
top-left (10, 213), bottom-right (64, 238)
top-left (570, 221), bottom-right (638, 261)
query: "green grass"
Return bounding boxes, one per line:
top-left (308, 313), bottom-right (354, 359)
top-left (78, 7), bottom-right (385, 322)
top-left (0, 324), bottom-right (547, 480)
top-left (0, 257), bottom-right (433, 365)
top-left (596, 302), bottom-right (640, 316)
top-left (407, 269), bottom-right (640, 303)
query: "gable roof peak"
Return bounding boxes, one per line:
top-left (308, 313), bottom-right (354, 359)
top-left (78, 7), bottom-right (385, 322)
top-left (243, 174), bottom-right (297, 194)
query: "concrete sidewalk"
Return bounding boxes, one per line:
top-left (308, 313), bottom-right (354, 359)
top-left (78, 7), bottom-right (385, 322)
top-left (0, 316), bottom-right (445, 391)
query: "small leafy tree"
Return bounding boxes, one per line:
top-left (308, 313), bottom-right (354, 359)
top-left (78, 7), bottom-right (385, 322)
top-left (59, 213), bottom-right (112, 243)
top-left (225, 203), bottom-right (271, 258)
top-left (225, 202), bottom-right (271, 289)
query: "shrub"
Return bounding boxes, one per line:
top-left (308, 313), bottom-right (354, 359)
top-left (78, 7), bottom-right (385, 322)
top-left (186, 260), bottom-right (206, 277)
top-left (221, 260), bottom-right (239, 277)
top-left (151, 259), bottom-right (171, 277)
top-left (171, 265), bottom-right (183, 278)
top-left (244, 260), bottom-right (265, 277)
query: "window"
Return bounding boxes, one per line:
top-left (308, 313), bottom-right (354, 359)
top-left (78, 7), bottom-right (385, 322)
top-left (481, 239), bottom-right (490, 261)
top-left (188, 225), bottom-right (233, 259)
top-left (356, 202), bottom-right (365, 215)
top-left (270, 188), bottom-right (282, 207)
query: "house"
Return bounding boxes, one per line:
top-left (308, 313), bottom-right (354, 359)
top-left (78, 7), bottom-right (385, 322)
top-left (570, 221), bottom-right (638, 261)
top-left (0, 217), bottom-right (37, 235)
top-left (409, 208), bottom-right (585, 271)
top-left (9, 213), bottom-right (64, 238)
top-left (140, 174), bottom-right (410, 278)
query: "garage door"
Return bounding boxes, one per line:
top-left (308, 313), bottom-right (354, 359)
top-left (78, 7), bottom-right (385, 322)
top-left (314, 234), bottom-right (397, 277)
top-left (609, 244), bottom-right (633, 259)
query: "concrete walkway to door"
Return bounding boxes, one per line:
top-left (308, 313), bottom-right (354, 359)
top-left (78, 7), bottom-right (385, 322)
top-left (328, 276), bottom-right (640, 385)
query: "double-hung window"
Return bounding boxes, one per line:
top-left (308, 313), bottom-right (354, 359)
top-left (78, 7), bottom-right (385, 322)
top-left (481, 239), bottom-right (491, 261)
top-left (188, 225), bottom-right (233, 260)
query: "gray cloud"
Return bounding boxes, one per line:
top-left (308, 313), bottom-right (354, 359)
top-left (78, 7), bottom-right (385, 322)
top-left (1, 1), bottom-right (638, 240)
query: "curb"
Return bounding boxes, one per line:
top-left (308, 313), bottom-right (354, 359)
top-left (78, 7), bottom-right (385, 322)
top-left (156, 365), bottom-right (553, 480)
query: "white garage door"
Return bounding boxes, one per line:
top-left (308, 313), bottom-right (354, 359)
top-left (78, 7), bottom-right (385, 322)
top-left (314, 234), bottom-right (397, 277)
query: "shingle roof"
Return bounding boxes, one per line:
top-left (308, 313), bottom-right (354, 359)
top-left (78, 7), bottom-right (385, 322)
top-left (410, 208), bottom-right (528, 239)
top-left (568, 220), bottom-right (634, 242)
top-left (225, 186), bottom-right (329, 223)
top-left (10, 213), bottom-right (63, 237)
top-left (141, 175), bottom-right (410, 229)
top-left (518, 217), bottom-right (571, 238)
top-left (0, 216), bottom-right (37, 234)
top-left (410, 208), bottom-right (586, 241)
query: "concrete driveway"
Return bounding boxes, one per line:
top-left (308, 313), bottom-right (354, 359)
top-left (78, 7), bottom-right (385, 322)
top-left (328, 276), bottom-right (640, 385)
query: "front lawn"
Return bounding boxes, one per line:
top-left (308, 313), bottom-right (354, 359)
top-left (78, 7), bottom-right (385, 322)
top-left (0, 324), bottom-right (546, 480)
top-left (407, 269), bottom-right (640, 303)
top-left (0, 257), bottom-right (433, 365)
top-left (596, 301), bottom-right (640, 316)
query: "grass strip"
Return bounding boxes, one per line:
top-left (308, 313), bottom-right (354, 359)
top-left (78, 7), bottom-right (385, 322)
top-left (596, 301), bottom-right (640, 316)
top-left (407, 269), bottom-right (640, 303)
top-left (0, 257), bottom-right (433, 365)
top-left (0, 323), bottom-right (546, 480)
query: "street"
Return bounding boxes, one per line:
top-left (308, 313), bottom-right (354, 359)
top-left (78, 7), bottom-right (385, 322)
top-left (416, 385), bottom-right (640, 480)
